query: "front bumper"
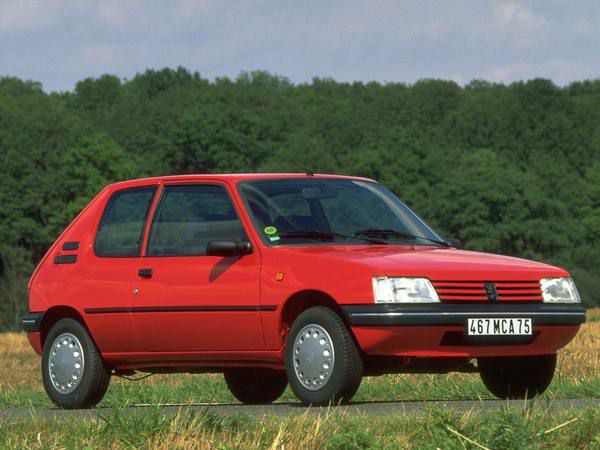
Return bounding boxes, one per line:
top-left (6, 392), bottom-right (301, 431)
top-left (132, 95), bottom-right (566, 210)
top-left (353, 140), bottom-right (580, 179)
top-left (342, 303), bottom-right (586, 327)
top-left (342, 303), bottom-right (585, 357)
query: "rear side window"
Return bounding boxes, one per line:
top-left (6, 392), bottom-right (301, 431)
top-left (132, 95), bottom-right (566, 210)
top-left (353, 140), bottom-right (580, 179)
top-left (95, 187), bottom-right (156, 257)
top-left (147, 184), bottom-right (247, 256)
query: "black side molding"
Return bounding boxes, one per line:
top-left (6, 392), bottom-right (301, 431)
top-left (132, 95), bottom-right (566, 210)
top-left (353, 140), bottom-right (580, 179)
top-left (54, 254), bottom-right (78, 264)
top-left (85, 305), bottom-right (278, 314)
top-left (62, 241), bottom-right (80, 251)
top-left (21, 312), bottom-right (44, 332)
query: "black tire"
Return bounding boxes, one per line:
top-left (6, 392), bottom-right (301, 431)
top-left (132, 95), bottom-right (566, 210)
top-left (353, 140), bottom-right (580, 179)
top-left (284, 306), bottom-right (363, 406)
top-left (478, 354), bottom-right (556, 399)
top-left (224, 368), bottom-right (288, 404)
top-left (42, 318), bottom-right (110, 409)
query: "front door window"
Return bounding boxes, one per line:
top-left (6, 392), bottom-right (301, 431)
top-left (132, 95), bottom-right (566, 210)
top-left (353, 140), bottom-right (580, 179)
top-left (147, 185), bottom-right (247, 256)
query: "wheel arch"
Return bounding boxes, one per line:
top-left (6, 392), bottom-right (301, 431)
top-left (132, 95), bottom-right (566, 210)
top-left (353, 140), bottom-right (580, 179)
top-left (279, 290), bottom-right (358, 346)
top-left (39, 306), bottom-right (90, 348)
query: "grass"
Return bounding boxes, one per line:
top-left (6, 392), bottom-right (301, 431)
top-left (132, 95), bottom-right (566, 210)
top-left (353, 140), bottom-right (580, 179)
top-left (588, 307), bottom-right (600, 322)
top-left (1, 403), bottom-right (599, 449)
top-left (0, 310), bottom-right (598, 448)
top-left (2, 312), bottom-right (598, 408)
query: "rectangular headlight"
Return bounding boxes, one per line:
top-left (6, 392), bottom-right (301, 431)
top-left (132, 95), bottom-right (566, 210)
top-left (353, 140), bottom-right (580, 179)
top-left (372, 276), bottom-right (440, 304)
top-left (540, 277), bottom-right (581, 303)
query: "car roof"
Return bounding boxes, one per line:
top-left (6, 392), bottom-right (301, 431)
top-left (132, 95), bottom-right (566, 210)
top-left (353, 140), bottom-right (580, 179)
top-left (107, 173), bottom-right (376, 190)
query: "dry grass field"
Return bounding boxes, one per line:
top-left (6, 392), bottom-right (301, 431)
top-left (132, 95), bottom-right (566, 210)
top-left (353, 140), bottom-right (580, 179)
top-left (553, 308), bottom-right (600, 380)
top-left (0, 310), bottom-right (598, 449)
top-left (1, 309), bottom-right (598, 405)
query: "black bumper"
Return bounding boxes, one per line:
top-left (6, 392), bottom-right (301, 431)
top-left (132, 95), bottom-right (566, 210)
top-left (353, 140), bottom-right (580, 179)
top-left (21, 312), bottom-right (44, 332)
top-left (342, 303), bottom-right (586, 327)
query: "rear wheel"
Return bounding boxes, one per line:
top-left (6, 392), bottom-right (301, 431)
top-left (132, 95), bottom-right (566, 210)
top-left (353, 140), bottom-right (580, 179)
top-left (478, 354), bottom-right (556, 399)
top-left (42, 318), bottom-right (110, 409)
top-left (285, 306), bottom-right (363, 406)
top-left (224, 369), bottom-right (287, 404)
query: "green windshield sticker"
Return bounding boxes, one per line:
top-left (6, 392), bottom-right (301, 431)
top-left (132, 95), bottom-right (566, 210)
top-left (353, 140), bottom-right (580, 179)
top-left (264, 226), bottom-right (278, 235)
top-left (269, 235), bottom-right (280, 242)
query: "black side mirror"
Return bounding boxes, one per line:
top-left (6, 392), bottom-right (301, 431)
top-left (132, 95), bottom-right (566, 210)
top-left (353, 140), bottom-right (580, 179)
top-left (206, 240), bottom-right (253, 257)
top-left (445, 237), bottom-right (462, 249)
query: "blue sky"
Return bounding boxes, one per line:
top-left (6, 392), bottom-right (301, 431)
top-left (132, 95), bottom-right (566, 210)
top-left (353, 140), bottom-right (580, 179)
top-left (1, 0), bottom-right (599, 92)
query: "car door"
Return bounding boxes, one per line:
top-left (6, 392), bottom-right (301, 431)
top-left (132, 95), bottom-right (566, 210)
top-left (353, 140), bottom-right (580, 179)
top-left (131, 182), bottom-right (264, 352)
top-left (83, 185), bottom-right (157, 353)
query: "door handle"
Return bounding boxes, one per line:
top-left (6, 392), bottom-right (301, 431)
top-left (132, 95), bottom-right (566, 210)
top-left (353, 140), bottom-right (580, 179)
top-left (138, 268), bottom-right (153, 278)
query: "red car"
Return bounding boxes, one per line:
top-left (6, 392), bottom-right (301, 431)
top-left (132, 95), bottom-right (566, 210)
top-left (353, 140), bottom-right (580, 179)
top-left (23, 174), bottom-right (585, 408)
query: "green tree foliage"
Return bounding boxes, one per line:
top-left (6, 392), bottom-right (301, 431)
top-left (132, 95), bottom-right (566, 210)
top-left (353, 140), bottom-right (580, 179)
top-left (166, 107), bottom-right (265, 174)
top-left (49, 133), bottom-right (138, 229)
top-left (0, 70), bottom-right (599, 329)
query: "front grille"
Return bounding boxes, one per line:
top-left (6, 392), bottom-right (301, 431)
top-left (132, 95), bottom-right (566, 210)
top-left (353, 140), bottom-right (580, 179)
top-left (430, 280), bottom-right (542, 302)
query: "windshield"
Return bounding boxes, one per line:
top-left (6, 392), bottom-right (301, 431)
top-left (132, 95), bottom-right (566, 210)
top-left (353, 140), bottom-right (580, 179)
top-left (238, 178), bottom-right (444, 247)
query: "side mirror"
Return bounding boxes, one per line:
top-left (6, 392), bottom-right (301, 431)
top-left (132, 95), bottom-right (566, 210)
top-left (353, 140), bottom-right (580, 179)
top-left (445, 237), bottom-right (462, 249)
top-left (206, 240), bottom-right (253, 257)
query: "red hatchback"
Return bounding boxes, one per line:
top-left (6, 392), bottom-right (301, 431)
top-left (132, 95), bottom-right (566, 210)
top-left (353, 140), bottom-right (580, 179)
top-left (23, 174), bottom-right (585, 408)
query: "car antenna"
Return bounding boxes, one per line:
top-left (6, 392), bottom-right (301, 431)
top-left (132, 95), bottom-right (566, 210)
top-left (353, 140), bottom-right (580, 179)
top-left (278, 156), bottom-right (317, 176)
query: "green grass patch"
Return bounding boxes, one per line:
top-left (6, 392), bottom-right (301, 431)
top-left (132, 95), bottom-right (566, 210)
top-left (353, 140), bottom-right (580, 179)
top-left (1, 373), bottom-right (598, 408)
top-left (1, 404), bottom-right (598, 449)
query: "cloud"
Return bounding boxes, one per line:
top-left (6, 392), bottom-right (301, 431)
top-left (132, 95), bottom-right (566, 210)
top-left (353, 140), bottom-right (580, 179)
top-left (492, 2), bottom-right (548, 31)
top-left (465, 1), bottom-right (551, 49)
top-left (0, 0), bottom-right (66, 33)
top-left (93, 0), bottom-right (135, 29)
top-left (483, 59), bottom-right (596, 85)
top-left (2, 0), bottom-right (600, 91)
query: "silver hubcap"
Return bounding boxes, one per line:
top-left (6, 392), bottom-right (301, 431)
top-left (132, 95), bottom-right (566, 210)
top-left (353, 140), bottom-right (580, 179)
top-left (293, 324), bottom-right (335, 391)
top-left (48, 333), bottom-right (85, 394)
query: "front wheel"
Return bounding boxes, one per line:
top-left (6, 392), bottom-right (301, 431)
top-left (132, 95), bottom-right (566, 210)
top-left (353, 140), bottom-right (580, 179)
top-left (42, 318), bottom-right (111, 409)
top-left (224, 369), bottom-right (287, 404)
top-left (478, 354), bottom-right (556, 399)
top-left (285, 306), bottom-right (363, 406)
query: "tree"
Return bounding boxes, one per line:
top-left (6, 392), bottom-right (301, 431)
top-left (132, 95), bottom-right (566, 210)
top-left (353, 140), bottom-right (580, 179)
top-left (47, 134), bottom-right (139, 230)
top-left (166, 107), bottom-right (266, 174)
top-left (2, 69), bottom-right (600, 330)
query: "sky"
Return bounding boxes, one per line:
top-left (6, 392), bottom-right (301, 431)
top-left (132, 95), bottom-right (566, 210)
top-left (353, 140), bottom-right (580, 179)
top-left (1, 0), bottom-right (599, 92)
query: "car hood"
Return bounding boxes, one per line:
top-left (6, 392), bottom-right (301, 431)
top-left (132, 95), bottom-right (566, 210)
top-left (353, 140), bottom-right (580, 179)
top-left (279, 245), bottom-right (568, 280)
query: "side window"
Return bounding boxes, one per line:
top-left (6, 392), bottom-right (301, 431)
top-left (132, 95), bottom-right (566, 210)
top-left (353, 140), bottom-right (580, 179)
top-left (95, 187), bottom-right (156, 257)
top-left (147, 185), bottom-right (247, 257)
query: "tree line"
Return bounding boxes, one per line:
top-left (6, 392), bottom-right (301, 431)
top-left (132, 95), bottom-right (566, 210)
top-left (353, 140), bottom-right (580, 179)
top-left (1, 68), bottom-right (599, 329)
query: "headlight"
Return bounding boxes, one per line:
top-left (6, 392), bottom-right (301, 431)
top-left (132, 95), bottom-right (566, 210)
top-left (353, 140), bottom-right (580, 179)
top-left (540, 277), bottom-right (581, 303)
top-left (372, 277), bottom-right (440, 304)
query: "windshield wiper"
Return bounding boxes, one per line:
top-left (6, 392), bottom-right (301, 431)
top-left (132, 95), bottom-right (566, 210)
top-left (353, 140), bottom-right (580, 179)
top-left (350, 229), bottom-right (451, 247)
top-left (277, 230), bottom-right (387, 245)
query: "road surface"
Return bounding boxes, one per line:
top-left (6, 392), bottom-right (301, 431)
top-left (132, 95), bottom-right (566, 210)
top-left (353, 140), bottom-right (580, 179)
top-left (0, 398), bottom-right (597, 420)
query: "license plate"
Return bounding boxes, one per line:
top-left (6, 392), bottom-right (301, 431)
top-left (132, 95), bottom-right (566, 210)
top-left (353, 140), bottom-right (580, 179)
top-left (467, 318), bottom-right (532, 336)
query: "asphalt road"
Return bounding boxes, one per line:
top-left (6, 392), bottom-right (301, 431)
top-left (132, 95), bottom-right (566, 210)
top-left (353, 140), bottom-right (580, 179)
top-left (1, 398), bottom-right (598, 420)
